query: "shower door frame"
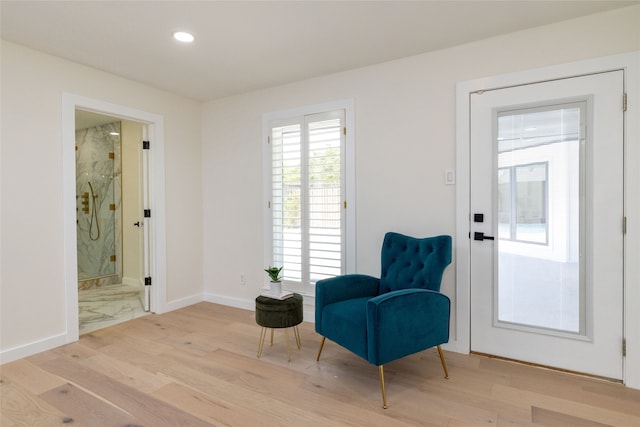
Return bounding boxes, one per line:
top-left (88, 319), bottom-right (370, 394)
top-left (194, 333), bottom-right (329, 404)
top-left (62, 93), bottom-right (166, 343)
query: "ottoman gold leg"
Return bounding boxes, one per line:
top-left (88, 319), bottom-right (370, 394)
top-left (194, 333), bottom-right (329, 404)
top-left (285, 328), bottom-right (291, 362)
top-left (270, 328), bottom-right (274, 346)
top-left (257, 327), bottom-right (267, 358)
top-left (294, 326), bottom-right (301, 349)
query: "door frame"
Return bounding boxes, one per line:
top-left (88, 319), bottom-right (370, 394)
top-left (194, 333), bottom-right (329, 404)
top-left (453, 51), bottom-right (640, 388)
top-left (62, 93), bottom-right (167, 343)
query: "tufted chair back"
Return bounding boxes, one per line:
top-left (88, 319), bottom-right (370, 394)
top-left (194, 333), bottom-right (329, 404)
top-left (379, 232), bottom-right (452, 294)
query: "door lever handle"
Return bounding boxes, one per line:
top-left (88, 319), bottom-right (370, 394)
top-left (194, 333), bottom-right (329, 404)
top-left (474, 232), bottom-right (495, 241)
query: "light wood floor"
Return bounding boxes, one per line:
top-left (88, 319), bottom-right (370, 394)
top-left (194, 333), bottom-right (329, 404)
top-left (2, 302), bottom-right (639, 426)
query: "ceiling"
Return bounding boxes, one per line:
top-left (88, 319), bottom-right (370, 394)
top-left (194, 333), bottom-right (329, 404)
top-left (1, 1), bottom-right (638, 102)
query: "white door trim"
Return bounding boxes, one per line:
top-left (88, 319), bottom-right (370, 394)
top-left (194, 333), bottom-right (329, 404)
top-left (62, 93), bottom-right (167, 344)
top-left (453, 51), bottom-right (640, 388)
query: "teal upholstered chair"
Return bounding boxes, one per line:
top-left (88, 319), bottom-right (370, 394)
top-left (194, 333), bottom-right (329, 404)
top-left (315, 232), bottom-right (452, 408)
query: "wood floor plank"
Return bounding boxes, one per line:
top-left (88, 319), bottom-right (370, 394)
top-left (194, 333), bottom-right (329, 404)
top-left (50, 340), bottom-right (99, 361)
top-left (492, 383), bottom-right (640, 426)
top-left (531, 406), bottom-right (612, 427)
top-left (39, 383), bottom-right (139, 426)
top-left (202, 349), bottom-right (402, 423)
top-left (78, 353), bottom-right (173, 393)
top-left (37, 356), bottom-right (216, 426)
top-left (3, 302), bottom-right (639, 426)
top-left (1, 412), bottom-right (18, 427)
top-left (76, 328), bottom-right (125, 351)
top-left (153, 359), bottom-right (355, 426)
top-left (0, 376), bottom-right (78, 426)
top-left (90, 331), bottom-right (177, 371)
top-left (152, 382), bottom-right (269, 426)
top-left (0, 359), bottom-right (67, 395)
top-left (488, 356), bottom-right (640, 417)
top-left (579, 380), bottom-right (640, 416)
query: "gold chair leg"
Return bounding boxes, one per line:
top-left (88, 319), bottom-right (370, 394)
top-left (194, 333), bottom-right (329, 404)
top-left (378, 365), bottom-right (388, 409)
top-left (294, 326), bottom-right (301, 349)
top-left (316, 336), bottom-right (326, 361)
top-left (437, 345), bottom-right (449, 379)
top-left (257, 327), bottom-right (267, 358)
top-left (270, 328), bottom-right (274, 346)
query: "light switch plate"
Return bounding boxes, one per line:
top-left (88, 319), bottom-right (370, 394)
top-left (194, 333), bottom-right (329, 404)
top-left (445, 169), bottom-right (455, 185)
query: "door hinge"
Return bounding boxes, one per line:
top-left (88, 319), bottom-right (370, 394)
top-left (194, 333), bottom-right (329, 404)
top-left (343, 127), bottom-right (346, 136)
top-left (268, 201), bottom-right (271, 208)
top-left (144, 209), bottom-right (151, 218)
top-left (623, 338), bottom-right (627, 357)
top-left (343, 201), bottom-right (347, 209)
top-left (623, 93), bottom-right (627, 112)
top-left (145, 277), bottom-right (152, 286)
top-left (143, 140), bottom-right (150, 150)
top-left (623, 216), bottom-right (627, 234)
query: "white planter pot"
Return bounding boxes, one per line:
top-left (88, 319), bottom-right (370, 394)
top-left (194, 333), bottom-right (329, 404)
top-left (269, 281), bottom-right (282, 295)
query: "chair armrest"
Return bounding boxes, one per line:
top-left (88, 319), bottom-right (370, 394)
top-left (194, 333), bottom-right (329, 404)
top-left (366, 289), bottom-right (450, 366)
top-left (315, 274), bottom-right (380, 326)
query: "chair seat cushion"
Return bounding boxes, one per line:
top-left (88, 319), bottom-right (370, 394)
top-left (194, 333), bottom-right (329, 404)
top-left (321, 297), bottom-right (369, 360)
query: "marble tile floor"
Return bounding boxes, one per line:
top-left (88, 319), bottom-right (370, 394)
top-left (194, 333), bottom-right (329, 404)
top-left (79, 283), bottom-right (148, 335)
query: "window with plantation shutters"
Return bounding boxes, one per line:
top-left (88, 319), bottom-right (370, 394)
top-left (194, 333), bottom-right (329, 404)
top-left (266, 108), bottom-right (348, 295)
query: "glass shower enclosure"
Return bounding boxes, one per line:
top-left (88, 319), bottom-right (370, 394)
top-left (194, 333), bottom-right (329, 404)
top-left (76, 121), bottom-right (122, 288)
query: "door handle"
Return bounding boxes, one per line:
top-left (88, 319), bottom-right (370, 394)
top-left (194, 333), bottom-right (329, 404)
top-left (134, 221), bottom-right (141, 227)
top-left (474, 232), bottom-right (495, 241)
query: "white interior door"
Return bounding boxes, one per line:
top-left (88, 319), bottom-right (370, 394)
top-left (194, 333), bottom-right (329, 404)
top-left (470, 71), bottom-right (624, 379)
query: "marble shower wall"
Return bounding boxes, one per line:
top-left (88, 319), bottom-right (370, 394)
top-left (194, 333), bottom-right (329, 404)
top-left (76, 122), bottom-right (122, 288)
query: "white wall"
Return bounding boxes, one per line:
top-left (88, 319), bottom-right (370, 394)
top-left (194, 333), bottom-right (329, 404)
top-left (202, 5), bottom-right (639, 303)
top-left (0, 41), bottom-right (203, 359)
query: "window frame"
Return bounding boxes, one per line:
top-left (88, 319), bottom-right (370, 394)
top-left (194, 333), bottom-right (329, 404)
top-left (263, 100), bottom-right (355, 297)
top-left (498, 161), bottom-right (549, 245)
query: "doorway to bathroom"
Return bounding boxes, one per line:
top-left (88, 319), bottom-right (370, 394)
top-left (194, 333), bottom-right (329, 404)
top-left (62, 93), bottom-right (166, 343)
top-left (75, 110), bottom-right (149, 334)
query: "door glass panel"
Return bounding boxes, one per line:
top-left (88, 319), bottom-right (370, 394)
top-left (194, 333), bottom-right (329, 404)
top-left (496, 104), bottom-right (584, 334)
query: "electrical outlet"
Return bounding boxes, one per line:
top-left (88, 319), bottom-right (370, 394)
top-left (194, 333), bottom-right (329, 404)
top-left (240, 273), bottom-right (246, 286)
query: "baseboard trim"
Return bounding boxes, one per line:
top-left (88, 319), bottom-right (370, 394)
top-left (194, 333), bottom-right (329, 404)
top-left (162, 293), bottom-right (205, 313)
top-left (203, 293), bottom-right (254, 311)
top-left (0, 332), bottom-right (68, 365)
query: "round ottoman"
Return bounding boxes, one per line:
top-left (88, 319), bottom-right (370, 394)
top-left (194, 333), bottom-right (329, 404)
top-left (255, 293), bottom-right (303, 361)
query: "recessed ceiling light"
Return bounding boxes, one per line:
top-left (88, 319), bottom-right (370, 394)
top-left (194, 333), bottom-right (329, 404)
top-left (110, 132), bottom-right (120, 136)
top-left (173, 31), bottom-right (194, 43)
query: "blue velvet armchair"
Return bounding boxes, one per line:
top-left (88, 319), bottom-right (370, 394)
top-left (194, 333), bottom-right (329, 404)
top-left (315, 232), bottom-right (452, 408)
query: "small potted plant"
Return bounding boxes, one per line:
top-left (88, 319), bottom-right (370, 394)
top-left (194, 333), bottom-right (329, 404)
top-left (264, 266), bottom-right (283, 295)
